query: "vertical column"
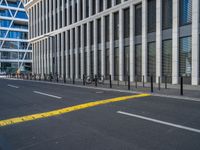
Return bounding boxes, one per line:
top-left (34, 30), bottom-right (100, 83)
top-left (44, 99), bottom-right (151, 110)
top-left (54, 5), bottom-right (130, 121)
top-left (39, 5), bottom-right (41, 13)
top-left (57, 0), bottom-right (60, 29)
top-left (49, 0), bottom-right (52, 32)
top-left (156, 0), bottom-right (162, 83)
top-left (96, 0), bottom-right (99, 13)
top-left (47, 39), bottom-right (50, 74)
top-left (57, 34), bottom-right (60, 76)
top-left (192, 0), bottom-right (200, 85)
top-left (172, 0), bottom-right (179, 84)
top-left (142, 0), bottom-right (148, 82)
top-left (81, 25), bottom-right (85, 77)
top-left (53, 0), bottom-right (56, 31)
top-left (112, 0), bottom-right (115, 6)
top-left (61, 33), bottom-right (64, 77)
top-left (39, 42), bottom-right (41, 74)
top-left (67, 0), bottom-right (70, 25)
top-left (70, 29), bottom-right (74, 78)
top-left (36, 5), bottom-right (38, 37)
top-left (130, 5), bottom-right (135, 82)
top-left (43, 40), bottom-right (46, 74)
top-left (119, 9), bottom-right (124, 81)
top-left (46, 0), bottom-right (49, 33)
top-left (87, 23), bottom-right (91, 76)
top-left (83, 0), bottom-right (86, 18)
top-left (62, 0), bottom-right (65, 27)
top-left (50, 38), bottom-right (53, 73)
top-left (110, 13), bottom-right (114, 79)
top-left (89, 0), bottom-right (92, 16)
top-left (77, 0), bottom-right (80, 21)
top-left (101, 16), bottom-right (106, 76)
top-left (65, 31), bottom-right (69, 78)
top-left (41, 41), bottom-right (44, 75)
top-left (75, 27), bottom-right (79, 79)
top-left (72, 0), bottom-right (75, 23)
top-left (94, 19), bottom-right (98, 75)
top-left (42, 0), bottom-right (45, 35)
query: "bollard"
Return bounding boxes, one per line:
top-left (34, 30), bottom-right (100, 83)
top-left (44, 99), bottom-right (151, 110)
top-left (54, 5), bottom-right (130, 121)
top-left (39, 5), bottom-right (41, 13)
top-left (158, 76), bottom-right (161, 91)
top-left (165, 76), bottom-right (167, 89)
top-left (95, 75), bottom-right (97, 87)
top-left (128, 75), bottom-right (130, 90)
top-left (109, 75), bottom-right (112, 88)
top-left (151, 76), bottom-right (154, 93)
top-left (63, 74), bottom-right (66, 83)
top-left (143, 75), bottom-right (145, 87)
top-left (83, 74), bottom-right (85, 85)
top-left (180, 76), bottom-right (183, 95)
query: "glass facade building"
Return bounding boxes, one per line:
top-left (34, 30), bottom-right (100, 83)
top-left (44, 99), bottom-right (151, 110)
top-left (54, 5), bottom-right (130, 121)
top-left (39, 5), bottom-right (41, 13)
top-left (23, 0), bottom-right (200, 85)
top-left (0, 0), bottom-right (32, 73)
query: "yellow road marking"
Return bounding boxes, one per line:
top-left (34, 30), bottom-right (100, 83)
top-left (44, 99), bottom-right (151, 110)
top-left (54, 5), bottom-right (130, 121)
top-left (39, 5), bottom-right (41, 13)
top-left (0, 93), bottom-right (151, 127)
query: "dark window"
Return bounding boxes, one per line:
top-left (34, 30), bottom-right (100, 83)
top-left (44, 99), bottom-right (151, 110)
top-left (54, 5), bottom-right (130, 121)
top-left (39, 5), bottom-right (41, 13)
top-left (124, 8), bottom-right (130, 38)
top-left (105, 15), bottom-right (110, 42)
top-left (135, 4), bottom-right (142, 36)
top-left (162, 0), bottom-right (172, 29)
top-left (97, 19), bottom-right (101, 43)
top-left (114, 12), bottom-right (119, 41)
top-left (148, 0), bottom-right (156, 33)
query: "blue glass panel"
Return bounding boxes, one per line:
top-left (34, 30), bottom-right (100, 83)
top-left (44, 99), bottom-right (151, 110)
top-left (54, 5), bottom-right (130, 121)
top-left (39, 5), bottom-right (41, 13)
top-left (15, 11), bottom-right (28, 19)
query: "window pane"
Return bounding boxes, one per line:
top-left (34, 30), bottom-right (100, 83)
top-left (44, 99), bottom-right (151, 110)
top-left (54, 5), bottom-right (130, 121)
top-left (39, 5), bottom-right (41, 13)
top-left (179, 0), bottom-right (192, 26)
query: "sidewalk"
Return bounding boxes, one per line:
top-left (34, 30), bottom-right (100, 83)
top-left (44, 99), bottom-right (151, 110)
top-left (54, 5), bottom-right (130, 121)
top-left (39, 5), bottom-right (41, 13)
top-left (2, 76), bottom-right (200, 100)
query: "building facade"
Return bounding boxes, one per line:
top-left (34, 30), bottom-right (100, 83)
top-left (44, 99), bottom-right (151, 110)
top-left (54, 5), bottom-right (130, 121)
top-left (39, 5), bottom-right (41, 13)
top-left (23, 0), bottom-right (199, 85)
top-left (0, 0), bottom-right (32, 73)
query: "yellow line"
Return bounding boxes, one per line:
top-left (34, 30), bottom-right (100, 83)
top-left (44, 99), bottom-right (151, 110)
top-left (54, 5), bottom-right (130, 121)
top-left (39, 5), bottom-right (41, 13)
top-left (0, 93), bottom-right (151, 127)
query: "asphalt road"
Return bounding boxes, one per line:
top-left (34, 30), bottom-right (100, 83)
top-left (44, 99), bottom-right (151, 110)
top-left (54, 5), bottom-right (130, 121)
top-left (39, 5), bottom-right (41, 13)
top-left (0, 78), bottom-right (200, 150)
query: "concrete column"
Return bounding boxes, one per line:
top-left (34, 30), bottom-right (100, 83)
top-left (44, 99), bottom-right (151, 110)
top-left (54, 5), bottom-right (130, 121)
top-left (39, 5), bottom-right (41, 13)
top-left (112, 0), bottom-right (115, 6)
top-left (142, 0), bottom-right (148, 82)
top-left (172, 0), bottom-right (179, 84)
top-left (156, 0), bottom-right (162, 83)
top-left (53, 0), bottom-right (56, 31)
top-left (192, 0), bottom-right (200, 85)
top-left (81, 25), bottom-right (85, 78)
top-left (94, 19), bottom-right (98, 75)
top-left (44, 41), bottom-right (46, 74)
top-left (50, 38), bottom-right (53, 73)
top-left (87, 23), bottom-right (91, 76)
top-left (67, 0), bottom-right (70, 25)
top-left (65, 31), bottom-right (69, 78)
top-left (46, 0), bottom-right (49, 33)
top-left (49, 0), bottom-right (52, 32)
top-left (77, 0), bottom-right (80, 21)
top-left (47, 39), bottom-right (50, 74)
top-left (42, 0), bottom-right (45, 34)
top-left (83, 0), bottom-right (86, 18)
top-left (57, 0), bottom-right (60, 29)
top-left (96, 0), bottom-right (99, 13)
top-left (110, 13), bottom-right (114, 80)
top-left (57, 35), bottom-right (60, 76)
top-left (75, 27), bottom-right (79, 79)
top-left (101, 16), bottom-right (106, 77)
top-left (38, 2), bottom-right (41, 36)
top-left (61, 33), bottom-right (64, 77)
top-left (62, 0), bottom-right (65, 27)
top-left (41, 41), bottom-right (44, 75)
top-left (130, 5), bottom-right (135, 82)
top-left (89, 0), bottom-right (92, 16)
top-left (70, 29), bottom-right (74, 78)
top-left (119, 9), bottom-right (124, 81)
top-left (72, 0), bottom-right (75, 23)
top-left (36, 4), bottom-right (38, 37)
top-left (39, 42), bottom-right (41, 74)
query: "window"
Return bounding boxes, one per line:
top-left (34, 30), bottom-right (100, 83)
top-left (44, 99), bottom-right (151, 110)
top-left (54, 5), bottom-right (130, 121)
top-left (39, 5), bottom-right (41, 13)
top-left (135, 4), bottom-right (142, 36)
top-left (147, 42), bottom-right (156, 77)
top-left (114, 12), bottom-right (119, 41)
top-left (124, 8), bottom-right (130, 38)
top-left (162, 0), bottom-right (172, 29)
top-left (124, 46), bottom-right (130, 77)
top-left (114, 47), bottom-right (119, 80)
top-left (162, 40), bottom-right (172, 82)
top-left (148, 0), bottom-right (156, 33)
top-left (105, 15), bottom-right (110, 42)
top-left (179, 36), bottom-right (192, 77)
top-left (135, 44), bottom-right (142, 80)
top-left (179, 0), bottom-right (192, 26)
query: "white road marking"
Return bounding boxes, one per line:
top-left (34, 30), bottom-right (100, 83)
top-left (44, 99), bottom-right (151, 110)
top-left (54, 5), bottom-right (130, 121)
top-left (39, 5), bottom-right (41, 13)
top-left (7, 84), bottom-right (19, 89)
top-left (117, 111), bottom-right (200, 134)
top-left (33, 91), bottom-right (62, 99)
